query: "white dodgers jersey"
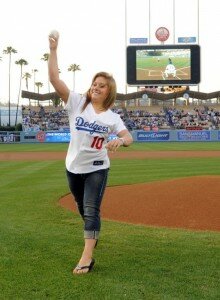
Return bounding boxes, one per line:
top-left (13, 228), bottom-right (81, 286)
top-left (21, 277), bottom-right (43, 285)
top-left (65, 92), bottom-right (126, 173)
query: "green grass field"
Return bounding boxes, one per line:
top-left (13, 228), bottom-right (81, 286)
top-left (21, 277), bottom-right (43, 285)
top-left (0, 143), bottom-right (220, 299)
top-left (0, 141), bottom-right (219, 152)
top-left (137, 56), bottom-right (189, 69)
top-left (136, 55), bottom-right (190, 81)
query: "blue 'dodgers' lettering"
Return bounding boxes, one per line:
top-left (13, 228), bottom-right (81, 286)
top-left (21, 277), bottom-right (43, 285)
top-left (75, 117), bottom-right (109, 134)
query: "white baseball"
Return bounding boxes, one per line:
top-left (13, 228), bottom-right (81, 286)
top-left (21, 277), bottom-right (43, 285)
top-left (49, 30), bottom-right (59, 39)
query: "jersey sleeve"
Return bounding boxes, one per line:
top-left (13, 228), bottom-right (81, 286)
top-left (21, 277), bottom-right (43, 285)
top-left (113, 114), bottom-right (127, 134)
top-left (64, 91), bottom-right (84, 113)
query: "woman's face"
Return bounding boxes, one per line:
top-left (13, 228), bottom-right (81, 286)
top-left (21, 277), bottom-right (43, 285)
top-left (90, 76), bottom-right (109, 103)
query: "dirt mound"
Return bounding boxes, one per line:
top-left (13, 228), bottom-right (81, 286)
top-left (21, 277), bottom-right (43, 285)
top-left (60, 176), bottom-right (220, 232)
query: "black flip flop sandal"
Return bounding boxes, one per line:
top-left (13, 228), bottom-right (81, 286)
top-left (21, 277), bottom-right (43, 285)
top-left (73, 258), bottom-right (95, 274)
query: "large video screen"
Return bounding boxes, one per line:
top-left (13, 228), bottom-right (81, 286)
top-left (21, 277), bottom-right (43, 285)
top-left (127, 44), bottom-right (200, 86)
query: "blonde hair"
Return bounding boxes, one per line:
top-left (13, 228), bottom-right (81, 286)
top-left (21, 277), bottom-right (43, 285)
top-left (82, 72), bottom-right (117, 112)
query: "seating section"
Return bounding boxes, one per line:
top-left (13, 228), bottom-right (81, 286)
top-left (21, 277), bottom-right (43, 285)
top-left (22, 104), bottom-right (220, 131)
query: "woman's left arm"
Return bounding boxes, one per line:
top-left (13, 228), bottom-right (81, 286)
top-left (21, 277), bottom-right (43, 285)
top-left (105, 129), bottom-right (133, 152)
top-left (117, 129), bottom-right (133, 147)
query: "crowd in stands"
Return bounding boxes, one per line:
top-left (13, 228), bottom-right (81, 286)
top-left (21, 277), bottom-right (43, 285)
top-left (22, 105), bottom-right (69, 132)
top-left (22, 104), bottom-right (220, 132)
top-left (112, 106), bottom-right (220, 131)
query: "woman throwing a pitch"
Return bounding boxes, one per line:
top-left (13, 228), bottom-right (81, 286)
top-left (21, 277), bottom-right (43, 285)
top-left (48, 31), bottom-right (133, 274)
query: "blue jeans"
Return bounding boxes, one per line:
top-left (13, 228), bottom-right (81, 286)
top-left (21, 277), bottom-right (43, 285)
top-left (66, 168), bottom-right (109, 239)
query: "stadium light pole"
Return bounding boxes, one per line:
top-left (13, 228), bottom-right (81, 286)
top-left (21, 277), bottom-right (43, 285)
top-left (173, 0), bottom-right (175, 44)
top-left (124, 0), bottom-right (128, 94)
top-left (197, 0), bottom-right (200, 92)
top-left (197, 0), bottom-right (200, 45)
top-left (148, 0), bottom-right (151, 44)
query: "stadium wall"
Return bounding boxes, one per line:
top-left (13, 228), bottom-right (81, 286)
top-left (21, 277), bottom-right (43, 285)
top-left (1, 130), bottom-right (220, 143)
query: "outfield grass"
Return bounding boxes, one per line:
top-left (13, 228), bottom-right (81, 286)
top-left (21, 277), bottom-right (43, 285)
top-left (137, 56), bottom-right (189, 69)
top-left (0, 143), bottom-right (220, 299)
top-left (0, 143), bottom-right (69, 152)
top-left (0, 141), bottom-right (220, 152)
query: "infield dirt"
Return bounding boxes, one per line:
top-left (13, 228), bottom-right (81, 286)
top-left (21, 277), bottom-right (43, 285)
top-left (2, 150), bottom-right (220, 231)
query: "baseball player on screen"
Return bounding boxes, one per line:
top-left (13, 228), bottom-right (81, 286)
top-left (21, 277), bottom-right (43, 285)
top-left (164, 58), bottom-right (177, 78)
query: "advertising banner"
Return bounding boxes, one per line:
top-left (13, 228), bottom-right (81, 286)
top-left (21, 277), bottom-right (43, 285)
top-left (137, 131), bottom-right (170, 141)
top-left (45, 131), bottom-right (71, 143)
top-left (177, 130), bottom-right (211, 141)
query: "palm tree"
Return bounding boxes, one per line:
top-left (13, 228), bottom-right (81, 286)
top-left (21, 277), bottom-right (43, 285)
top-left (52, 94), bottom-right (61, 107)
top-left (41, 53), bottom-right (50, 92)
top-left (15, 59), bottom-right (28, 125)
top-left (3, 46), bottom-right (17, 126)
top-left (41, 53), bottom-right (49, 61)
top-left (23, 72), bottom-right (32, 107)
top-left (32, 69), bottom-right (38, 92)
top-left (35, 82), bottom-right (44, 106)
top-left (41, 53), bottom-right (52, 105)
top-left (68, 64), bottom-right (81, 91)
top-left (23, 72), bottom-right (31, 90)
top-left (35, 81), bottom-right (43, 93)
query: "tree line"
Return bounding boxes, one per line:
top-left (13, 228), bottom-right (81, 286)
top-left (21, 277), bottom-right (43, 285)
top-left (0, 46), bottom-right (81, 126)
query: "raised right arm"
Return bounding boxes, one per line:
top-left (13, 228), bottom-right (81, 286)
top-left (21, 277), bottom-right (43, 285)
top-left (48, 35), bottom-right (70, 103)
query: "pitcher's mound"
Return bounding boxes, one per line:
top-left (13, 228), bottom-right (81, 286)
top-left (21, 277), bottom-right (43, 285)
top-left (60, 176), bottom-right (220, 232)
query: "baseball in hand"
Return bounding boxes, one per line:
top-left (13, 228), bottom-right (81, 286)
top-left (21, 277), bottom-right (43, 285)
top-left (49, 30), bottom-right (59, 40)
